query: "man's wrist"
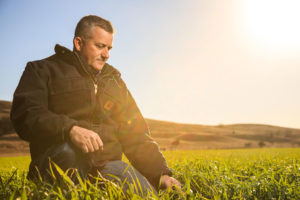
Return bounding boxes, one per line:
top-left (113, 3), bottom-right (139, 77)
top-left (161, 168), bottom-right (173, 177)
top-left (63, 124), bottom-right (77, 142)
top-left (62, 119), bottom-right (78, 142)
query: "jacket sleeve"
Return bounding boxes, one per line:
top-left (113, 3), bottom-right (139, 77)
top-left (115, 85), bottom-right (172, 189)
top-left (10, 62), bottom-right (77, 144)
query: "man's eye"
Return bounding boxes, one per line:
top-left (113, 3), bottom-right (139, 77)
top-left (96, 44), bottom-right (105, 49)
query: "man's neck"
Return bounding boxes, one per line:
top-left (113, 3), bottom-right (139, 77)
top-left (74, 51), bottom-right (101, 77)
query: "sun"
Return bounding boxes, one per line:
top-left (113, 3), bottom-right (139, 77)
top-left (241, 0), bottom-right (300, 49)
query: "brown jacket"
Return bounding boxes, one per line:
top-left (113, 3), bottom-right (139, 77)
top-left (10, 44), bottom-right (171, 187)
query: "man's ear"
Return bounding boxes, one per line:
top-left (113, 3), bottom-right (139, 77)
top-left (73, 36), bottom-right (83, 52)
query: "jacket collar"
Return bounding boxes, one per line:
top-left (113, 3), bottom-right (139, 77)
top-left (54, 44), bottom-right (121, 78)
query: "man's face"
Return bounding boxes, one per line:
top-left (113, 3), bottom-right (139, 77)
top-left (74, 26), bottom-right (113, 71)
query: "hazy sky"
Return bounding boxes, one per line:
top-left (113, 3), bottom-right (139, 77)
top-left (1, 0), bottom-right (299, 128)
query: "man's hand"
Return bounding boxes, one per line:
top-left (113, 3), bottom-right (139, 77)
top-left (69, 125), bottom-right (103, 153)
top-left (160, 175), bottom-right (181, 190)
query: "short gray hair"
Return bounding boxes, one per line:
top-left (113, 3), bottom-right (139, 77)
top-left (74, 15), bottom-right (114, 40)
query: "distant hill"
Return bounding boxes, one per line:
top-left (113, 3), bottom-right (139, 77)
top-left (1, 100), bottom-right (300, 156)
top-left (146, 119), bottom-right (300, 150)
top-left (0, 100), bottom-right (29, 156)
top-left (0, 100), bottom-right (14, 136)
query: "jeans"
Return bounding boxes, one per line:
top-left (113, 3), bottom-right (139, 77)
top-left (28, 142), bottom-right (157, 195)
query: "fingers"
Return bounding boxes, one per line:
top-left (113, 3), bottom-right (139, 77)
top-left (161, 175), bottom-right (182, 190)
top-left (171, 178), bottom-right (181, 188)
top-left (91, 136), bottom-right (100, 151)
top-left (82, 145), bottom-right (89, 154)
top-left (170, 177), bottom-right (181, 187)
top-left (85, 132), bottom-right (104, 153)
top-left (86, 139), bottom-right (95, 153)
top-left (69, 126), bottom-right (104, 153)
top-left (95, 134), bottom-right (104, 151)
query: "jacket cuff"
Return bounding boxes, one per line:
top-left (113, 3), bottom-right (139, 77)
top-left (150, 167), bottom-right (173, 190)
top-left (62, 119), bottom-right (78, 142)
top-left (161, 168), bottom-right (173, 177)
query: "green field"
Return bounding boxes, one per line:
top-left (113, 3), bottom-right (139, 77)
top-left (0, 148), bottom-right (299, 199)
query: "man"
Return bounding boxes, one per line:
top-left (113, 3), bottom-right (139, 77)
top-left (10, 15), bottom-right (180, 194)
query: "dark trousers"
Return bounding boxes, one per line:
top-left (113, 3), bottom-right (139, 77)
top-left (28, 142), bottom-right (156, 195)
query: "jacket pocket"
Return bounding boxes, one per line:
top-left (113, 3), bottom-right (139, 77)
top-left (49, 77), bottom-right (90, 95)
top-left (101, 77), bottom-right (127, 103)
top-left (48, 78), bottom-right (92, 116)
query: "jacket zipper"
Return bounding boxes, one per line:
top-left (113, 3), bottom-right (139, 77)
top-left (74, 52), bottom-right (99, 126)
top-left (94, 83), bottom-right (98, 95)
top-left (74, 52), bottom-right (116, 123)
top-left (74, 52), bottom-right (99, 95)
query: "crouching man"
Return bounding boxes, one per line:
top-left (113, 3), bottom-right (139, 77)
top-left (10, 15), bottom-right (180, 195)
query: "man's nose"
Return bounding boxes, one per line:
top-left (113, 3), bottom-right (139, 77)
top-left (101, 48), bottom-right (110, 59)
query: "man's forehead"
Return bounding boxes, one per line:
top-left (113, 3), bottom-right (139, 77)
top-left (89, 26), bottom-right (113, 47)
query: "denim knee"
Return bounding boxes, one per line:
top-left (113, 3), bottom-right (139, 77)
top-left (28, 142), bottom-right (88, 182)
top-left (50, 143), bottom-right (77, 168)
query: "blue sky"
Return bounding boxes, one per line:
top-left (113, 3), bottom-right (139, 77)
top-left (1, 0), bottom-right (300, 128)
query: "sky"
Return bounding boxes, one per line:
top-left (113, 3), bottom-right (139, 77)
top-left (0, 0), bottom-right (299, 128)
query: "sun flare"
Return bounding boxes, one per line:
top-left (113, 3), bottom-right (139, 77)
top-left (241, 0), bottom-right (300, 49)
